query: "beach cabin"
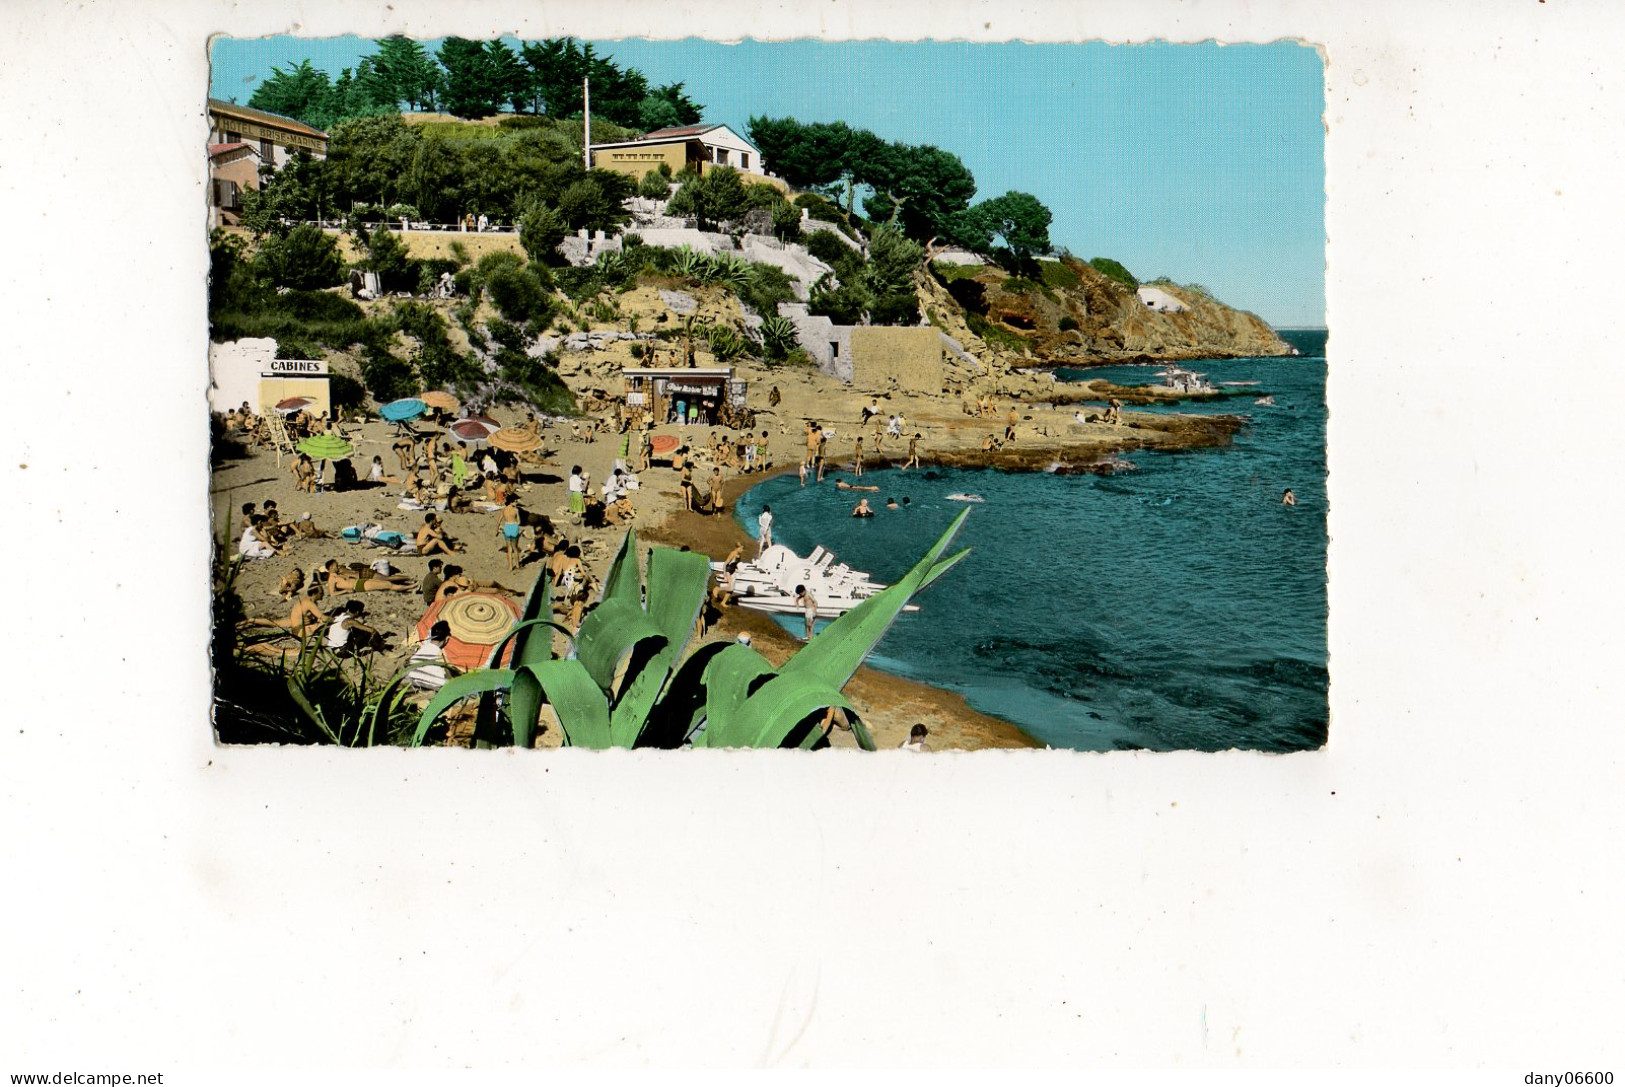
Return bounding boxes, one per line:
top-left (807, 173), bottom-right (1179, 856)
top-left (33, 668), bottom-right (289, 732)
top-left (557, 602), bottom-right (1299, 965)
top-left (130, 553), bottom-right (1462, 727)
top-left (621, 366), bottom-right (745, 426)
top-left (209, 338), bottom-right (332, 419)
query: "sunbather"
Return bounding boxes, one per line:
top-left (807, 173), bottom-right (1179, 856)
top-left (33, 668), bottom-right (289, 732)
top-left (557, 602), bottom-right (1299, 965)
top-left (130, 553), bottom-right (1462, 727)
top-left (319, 558), bottom-right (415, 594)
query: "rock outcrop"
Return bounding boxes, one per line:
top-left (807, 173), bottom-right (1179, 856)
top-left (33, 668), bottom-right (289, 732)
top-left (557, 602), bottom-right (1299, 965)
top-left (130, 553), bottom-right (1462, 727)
top-left (926, 255), bottom-right (1290, 367)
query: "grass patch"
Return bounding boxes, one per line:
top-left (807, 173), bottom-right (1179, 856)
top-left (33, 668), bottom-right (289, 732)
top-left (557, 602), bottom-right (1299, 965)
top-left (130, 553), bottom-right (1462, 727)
top-left (931, 261), bottom-right (988, 284)
top-left (1039, 259), bottom-right (1082, 289)
top-left (964, 310), bottom-right (1030, 353)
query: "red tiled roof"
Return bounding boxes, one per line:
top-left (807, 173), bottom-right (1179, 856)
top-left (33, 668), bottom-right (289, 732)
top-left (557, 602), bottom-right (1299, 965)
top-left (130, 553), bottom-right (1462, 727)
top-left (208, 98), bottom-right (329, 140)
top-left (208, 141), bottom-right (256, 159)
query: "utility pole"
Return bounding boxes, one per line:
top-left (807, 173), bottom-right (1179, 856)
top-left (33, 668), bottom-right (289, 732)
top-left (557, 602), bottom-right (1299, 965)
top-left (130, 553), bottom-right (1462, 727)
top-left (582, 76), bottom-right (591, 171)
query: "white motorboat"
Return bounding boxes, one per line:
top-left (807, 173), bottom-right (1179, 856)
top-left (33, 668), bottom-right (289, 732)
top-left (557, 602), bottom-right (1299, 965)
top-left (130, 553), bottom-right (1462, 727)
top-left (712, 544), bottom-right (917, 618)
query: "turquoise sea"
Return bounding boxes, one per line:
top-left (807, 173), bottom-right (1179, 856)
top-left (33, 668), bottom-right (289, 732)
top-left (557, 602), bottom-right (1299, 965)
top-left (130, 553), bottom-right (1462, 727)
top-left (735, 329), bottom-right (1328, 752)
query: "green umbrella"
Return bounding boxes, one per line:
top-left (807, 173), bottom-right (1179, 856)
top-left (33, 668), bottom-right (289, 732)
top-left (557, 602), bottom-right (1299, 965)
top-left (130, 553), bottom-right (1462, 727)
top-left (297, 435), bottom-right (354, 459)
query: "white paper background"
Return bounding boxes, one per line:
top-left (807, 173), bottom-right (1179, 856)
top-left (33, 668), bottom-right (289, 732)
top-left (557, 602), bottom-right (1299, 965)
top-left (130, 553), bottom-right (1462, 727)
top-left (3, 0), bottom-right (1622, 1071)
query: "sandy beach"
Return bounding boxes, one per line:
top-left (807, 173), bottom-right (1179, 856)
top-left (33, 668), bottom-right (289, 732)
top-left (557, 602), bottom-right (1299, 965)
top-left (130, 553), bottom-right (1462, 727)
top-left (216, 333), bottom-right (1245, 750)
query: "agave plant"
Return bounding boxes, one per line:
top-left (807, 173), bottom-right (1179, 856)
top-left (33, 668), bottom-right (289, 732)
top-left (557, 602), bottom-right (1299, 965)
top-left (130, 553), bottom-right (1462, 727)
top-left (706, 323), bottom-right (751, 362)
top-left (408, 510), bottom-right (972, 749)
top-left (707, 254), bottom-right (753, 292)
top-left (760, 315), bottom-right (799, 361)
top-left (673, 245), bottom-right (707, 280)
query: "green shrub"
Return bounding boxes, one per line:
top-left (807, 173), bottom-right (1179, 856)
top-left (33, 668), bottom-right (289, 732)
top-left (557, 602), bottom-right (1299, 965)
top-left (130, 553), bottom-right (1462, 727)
top-left (1058, 315), bottom-right (1080, 332)
top-left (639, 170), bottom-right (672, 200)
top-left (1088, 257), bottom-right (1139, 290)
top-left (254, 224), bottom-right (345, 290)
top-left (760, 315), bottom-right (798, 361)
top-left (485, 266), bottom-right (556, 326)
top-left (553, 266), bottom-right (604, 302)
top-left (964, 310), bottom-right (1029, 353)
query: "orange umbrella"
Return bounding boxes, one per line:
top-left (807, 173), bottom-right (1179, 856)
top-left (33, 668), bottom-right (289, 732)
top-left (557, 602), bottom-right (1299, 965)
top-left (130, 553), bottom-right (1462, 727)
top-left (650, 434), bottom-right (680, 456)
top-left (421, 390), bottom-right (459, 413)
top-left (489, 426), bottom-right (541, 453)
top-left (415, 592), bottom-right (522, 672)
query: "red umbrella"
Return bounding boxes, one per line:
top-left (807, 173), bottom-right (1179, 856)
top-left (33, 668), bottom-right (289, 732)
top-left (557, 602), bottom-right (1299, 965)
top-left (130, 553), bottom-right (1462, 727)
top-left (415, 592), bottom-right (522, 672)
top-left (449, 419), bottom-right (496, 447)
top-left (649, 434), bottom-right (680, 456)
top-left (466, 413), bottom-right (501, 431)
top-left (274, 396), bottom-right (314, 415)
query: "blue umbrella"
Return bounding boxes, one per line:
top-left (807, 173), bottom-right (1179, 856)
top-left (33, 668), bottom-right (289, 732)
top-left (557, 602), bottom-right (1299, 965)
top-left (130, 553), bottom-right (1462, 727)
top-left (379, 398), bottom-right (427, 423)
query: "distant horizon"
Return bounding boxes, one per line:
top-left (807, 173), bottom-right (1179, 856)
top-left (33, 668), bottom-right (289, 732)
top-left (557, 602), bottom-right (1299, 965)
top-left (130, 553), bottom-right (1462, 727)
top-left (210, 37), bottom-right (1326, 327)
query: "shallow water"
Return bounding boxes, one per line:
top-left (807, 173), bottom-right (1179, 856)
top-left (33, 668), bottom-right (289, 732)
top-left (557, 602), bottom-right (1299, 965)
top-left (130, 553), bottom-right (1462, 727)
top-left (736, 331), bottom-right (1327, 751)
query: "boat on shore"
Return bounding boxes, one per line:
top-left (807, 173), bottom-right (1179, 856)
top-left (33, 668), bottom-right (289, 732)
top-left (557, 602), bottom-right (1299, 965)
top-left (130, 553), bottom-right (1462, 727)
top-left (713, 544), bottom-right (917, 618)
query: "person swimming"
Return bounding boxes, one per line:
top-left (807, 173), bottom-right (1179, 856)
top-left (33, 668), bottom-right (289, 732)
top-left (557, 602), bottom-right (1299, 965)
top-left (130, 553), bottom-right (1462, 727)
top-left (851, 499), bottom-right (874, 518)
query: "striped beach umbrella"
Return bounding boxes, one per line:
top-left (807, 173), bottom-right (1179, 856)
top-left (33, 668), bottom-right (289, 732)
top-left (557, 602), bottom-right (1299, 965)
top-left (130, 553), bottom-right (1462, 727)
top-left (488, 426), bottom-right (541, 453)
top-left (415, 592), bottom-right (521, 672)
top-left (420, 390), bottom-right (460, 413)
top-left (296, 434), bottom-right (354, 459)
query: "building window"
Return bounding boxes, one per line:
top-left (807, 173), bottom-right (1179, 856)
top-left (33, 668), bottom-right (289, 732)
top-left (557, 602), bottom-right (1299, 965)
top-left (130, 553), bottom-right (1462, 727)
top-left (260, 138), bottom-right (273, 163)
top-left (741, 152), bottom-right (750, 170)
top-left (226, 130), bottom-right (239, 143)
top-left (716, 148), bottom-right (729, 165)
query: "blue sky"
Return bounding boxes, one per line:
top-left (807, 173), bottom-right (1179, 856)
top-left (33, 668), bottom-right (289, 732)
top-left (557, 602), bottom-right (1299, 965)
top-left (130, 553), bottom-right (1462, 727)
top-left (211, 38), bottom-right (1325, 327)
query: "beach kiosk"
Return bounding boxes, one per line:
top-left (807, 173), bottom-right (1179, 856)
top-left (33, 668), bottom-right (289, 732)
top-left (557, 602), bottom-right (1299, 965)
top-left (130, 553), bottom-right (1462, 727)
top-left (621, 366), bottom-right (745, 426)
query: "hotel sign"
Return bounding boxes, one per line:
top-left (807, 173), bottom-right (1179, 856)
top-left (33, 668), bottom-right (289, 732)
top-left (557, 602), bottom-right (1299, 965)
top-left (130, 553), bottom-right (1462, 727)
top-left (217, 117), bottom-right (327, 154)
top-left (262, 359), bottom-right (330, 377)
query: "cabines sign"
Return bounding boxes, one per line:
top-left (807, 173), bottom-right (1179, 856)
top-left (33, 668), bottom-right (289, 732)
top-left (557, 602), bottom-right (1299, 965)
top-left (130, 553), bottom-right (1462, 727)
top-left (262, 359), bottom-right (330, 377)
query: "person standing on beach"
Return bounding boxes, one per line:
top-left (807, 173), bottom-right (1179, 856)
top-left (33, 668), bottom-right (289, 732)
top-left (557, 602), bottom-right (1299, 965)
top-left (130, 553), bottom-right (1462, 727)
top-left (757, 504), bottom-right (773, 556)
top-left (905, 432), bottom-right (921, 471)
top-left (709, 466), bottom-right (725, 516)
top-left (853, 435), bottom-right (864, 477)
top-left (816, 426), bottom-right (828, 482)
top-left (795, 584), bottom-right (818, 642)
top-left (567, 465), bottom-right (587, 523)
top-left (1005, 407), bottom-right (1018, 443)
top-left (497, 493), bottom-right (523, 570)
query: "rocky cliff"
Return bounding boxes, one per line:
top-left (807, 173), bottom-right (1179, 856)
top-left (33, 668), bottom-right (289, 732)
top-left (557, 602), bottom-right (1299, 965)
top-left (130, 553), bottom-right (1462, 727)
top-left (924, 255), bottom-right (1290, 366)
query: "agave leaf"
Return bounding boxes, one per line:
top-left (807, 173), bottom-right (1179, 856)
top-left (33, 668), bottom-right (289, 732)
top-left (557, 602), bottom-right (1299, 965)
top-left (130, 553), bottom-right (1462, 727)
top-left (508, 666), bottom-right (542, 748)
top-left (725, 672), bottom-right (854, 749)
top-left (846, 714), bottom-right (878, 752)
top-left (486, 617), bottom-right (575, 671)
top-left (643, 547), bottom-right (712, 656)
top-left (411, 669), bottom-right (516, 746)
top-left (642, 640), bottom-right (732, 748)
top-left (597, 527), bottom-right (641, 607)
top-left (523, 658), bottom-right (612, 748)
top-left (502, 569), bottom-right (554, 665)
top-left (367, 660), bottom-right (447, 747)
top-left (573, 598), bottom-right (666, 694)
top-left (692, 643), bottom-right (779, 748)
top-left (781, 509), bottom-right (971, 689)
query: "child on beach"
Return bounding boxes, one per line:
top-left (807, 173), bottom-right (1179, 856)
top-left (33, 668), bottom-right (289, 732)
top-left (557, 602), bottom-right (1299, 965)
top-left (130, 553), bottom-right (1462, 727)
top-left (795, 584), bottom-right (818, 642)
top-left (905, 432), bottom-right (921, 470)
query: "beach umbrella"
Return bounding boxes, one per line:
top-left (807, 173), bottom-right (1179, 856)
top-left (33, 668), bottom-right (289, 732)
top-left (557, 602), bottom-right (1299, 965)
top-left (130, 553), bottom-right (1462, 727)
top-left (463, 413), bottom-right (501, 432)
top-left (379, 398), bottom-right (428, 423)
top-left (416, 592), bottom-right (522, 672)
top-left (649, 434), bottom-right (680, 457)
top-left (448, 419), bottom-right (495, 447)
top-left (296, 434), bottom-right (354, 459)
top-left (274, 396), bottom-right (314, 415)
top-left (420, 390), bottom-right (459, 413)
top-left (489, 426), bottom-right (542, 454)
